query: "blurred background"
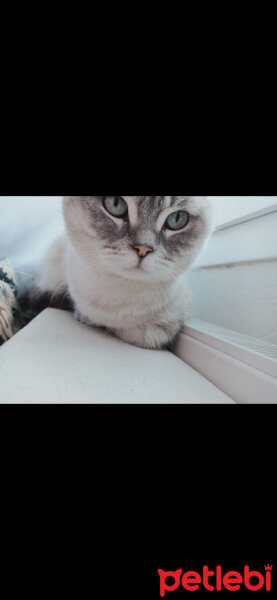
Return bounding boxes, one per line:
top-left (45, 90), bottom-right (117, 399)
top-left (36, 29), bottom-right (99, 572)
top-left (0, 196), bottom-right (64, 294)
top-left (0, 196), bottom-right (276, 344)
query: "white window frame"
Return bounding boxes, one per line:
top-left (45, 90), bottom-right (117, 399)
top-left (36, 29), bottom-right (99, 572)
top-left (173, 319), bottom-right (277, 404)
top-left (172, 197), bottom-right (277, 404)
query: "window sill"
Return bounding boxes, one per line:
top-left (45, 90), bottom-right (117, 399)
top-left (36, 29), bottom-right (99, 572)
top-left (173, 319), bottom-right (277, 404)
top-left (0, 309), bottom-right (234, 404)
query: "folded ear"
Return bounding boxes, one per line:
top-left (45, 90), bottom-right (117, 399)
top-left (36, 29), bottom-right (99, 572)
top-left (63, 196), bottom-right (90, 238)
top-left (191, 196), bottom-right (214, 233)
top-left (63, 196), bottom-right (79, 209)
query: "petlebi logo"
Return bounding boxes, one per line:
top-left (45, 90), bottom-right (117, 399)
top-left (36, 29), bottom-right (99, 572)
top-left (158, 564), bottom-right (273, 595)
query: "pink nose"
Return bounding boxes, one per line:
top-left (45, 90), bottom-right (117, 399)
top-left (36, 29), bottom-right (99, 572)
top-left (134, 245), bottom-right (154, 258)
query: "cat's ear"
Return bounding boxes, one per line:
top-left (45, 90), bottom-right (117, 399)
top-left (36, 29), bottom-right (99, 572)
top-left (63, 196), bottom-right (75, 222)
top-left (63, 196), bottom-right (88, 235)
top-left (191, 196), bottom-right (213, 232)
top-left (63, 196), bottom-right (79, 206)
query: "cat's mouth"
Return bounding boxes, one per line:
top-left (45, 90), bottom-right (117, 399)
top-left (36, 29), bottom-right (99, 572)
top-left (131, 257), bottom-right (147, 270)
top-left (126, 262), bottom-right (152, 279)
top-left (127, 264), bottom-right (143, 272)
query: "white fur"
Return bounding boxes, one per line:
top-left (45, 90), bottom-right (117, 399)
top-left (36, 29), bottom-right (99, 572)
top-left (36, 197), bottom-right (212, 349)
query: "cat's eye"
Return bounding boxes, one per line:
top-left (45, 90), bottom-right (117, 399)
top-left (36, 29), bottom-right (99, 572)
top-left (165, 210), bottom-right (190, 231)
top-left (103, 197), bottom-right (128, 219)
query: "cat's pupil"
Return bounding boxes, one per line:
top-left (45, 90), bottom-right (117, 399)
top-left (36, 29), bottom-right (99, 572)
top-left (114, 198), bottom-right (119, 207)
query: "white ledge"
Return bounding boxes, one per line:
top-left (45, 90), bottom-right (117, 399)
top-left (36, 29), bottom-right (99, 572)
top-left (0, 309), bottom-right (234, 404)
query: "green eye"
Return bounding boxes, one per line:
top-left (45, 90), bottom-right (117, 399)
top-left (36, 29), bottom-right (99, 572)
top-left (103, 197), bottom-right (128, 218)
top-left (165, 210), bottom-right (190, 231)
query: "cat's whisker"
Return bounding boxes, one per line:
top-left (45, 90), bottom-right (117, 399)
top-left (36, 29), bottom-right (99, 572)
top-left (49, 281), bottom-right (68, 305)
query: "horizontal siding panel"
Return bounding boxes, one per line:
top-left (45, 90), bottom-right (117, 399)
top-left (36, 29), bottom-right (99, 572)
top-left (187, 260), bottom-right (277, 345)
top-left (196, 211), bottom-right (277, 267)
top-left (208, 196), bottom-right (277, 228)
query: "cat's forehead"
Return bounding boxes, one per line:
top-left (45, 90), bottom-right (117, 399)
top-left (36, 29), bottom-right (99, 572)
top-left (121, 197), bottom-right (209, 220)
top-left (122, 196), bottom-right (189, 209)
top-left (122, 196), bottom-right (194, 217)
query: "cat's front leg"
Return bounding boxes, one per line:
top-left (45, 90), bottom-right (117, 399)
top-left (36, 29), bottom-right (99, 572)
top-left (114, 321), bottom-right (181, 350)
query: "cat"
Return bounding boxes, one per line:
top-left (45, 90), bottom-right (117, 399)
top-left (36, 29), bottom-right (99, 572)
top-left (36, 196), bottom-right (212, 349)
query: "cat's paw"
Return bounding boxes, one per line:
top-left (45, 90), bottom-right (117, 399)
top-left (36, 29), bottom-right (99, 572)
top-left (74, 309), bottom-right (92, 327)
top-left (114, 322), bottom-right (180, 350)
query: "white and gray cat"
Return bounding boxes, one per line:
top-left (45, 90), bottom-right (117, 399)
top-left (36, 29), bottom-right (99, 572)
top-left (36, 196), bottom-right (212, 349)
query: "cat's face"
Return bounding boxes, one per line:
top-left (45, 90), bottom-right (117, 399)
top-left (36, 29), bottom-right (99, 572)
top-left (63, 196), bottom-right (212, 282)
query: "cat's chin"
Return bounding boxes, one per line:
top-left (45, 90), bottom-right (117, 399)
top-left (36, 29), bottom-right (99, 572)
top-left (108, 265), bottom-right (168, 284)
top-left (109, 267), bottom-right (151, 282)
top-left (125, 267), bottom-right (153, 281)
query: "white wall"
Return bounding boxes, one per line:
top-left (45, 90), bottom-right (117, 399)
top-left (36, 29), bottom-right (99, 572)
top-left (189, 202), bottom-right (277, 345)
top-left (208, 196), bottom-right (277, 228)
top-left (188, 261), bottom-right (277, 345)
top-left (196, 211), bottom-right (277, 267)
